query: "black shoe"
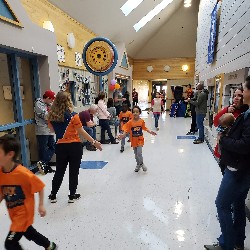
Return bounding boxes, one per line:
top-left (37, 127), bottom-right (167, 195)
top-left (111, 141), bottom-right (119, 144)
top-left (204, 243), bottom-right (222, 250)
top-left (186, 131), bottom-right (192, 135)
top-left (100, 141), bottom-right (110, 144)
top-left (193, 139), bottom-right (204, 144)
top-left (127, 139), bottom-right (131, 143)
top-left (68, 193), bottom-right (81, 203)
top-left (48, 194), bottom-right (57, 203)
top-left (45, 166), bottom-right (56, 174)
top-left (120, 146), bottom-right (124, 153)
top-left (86, 145), bottom-right (97, 151)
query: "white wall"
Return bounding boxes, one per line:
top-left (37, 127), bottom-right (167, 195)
top-left (0, 0), bottom-right (59, 93)
top-left (196, 0), bottom-right (250, 80)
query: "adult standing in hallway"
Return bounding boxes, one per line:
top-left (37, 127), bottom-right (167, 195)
top-left (213, 87), bottom-right (248, 174)
top-left (186, 91), bottom-right (198, 135)
top-left (188, 83), bottom-right (208, 144)
top-left (34, 90), bottom-right (56, 174)
top-left (97, 92), bottom-right (119, 144)
top-left (114, 87), bottom-right (126, 115)
top-left (204, 76), bottom-right (250, 250)
top-left (48, 91), bottom-right (102, 203)
top-left (132, 88), bottom-right (138, 107)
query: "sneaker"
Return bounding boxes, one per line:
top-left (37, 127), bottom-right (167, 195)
top-left (204, 244), bottom-right (222, 250)
top-left (193, 139), bottom-right (204, 144)
top-left (120, 146), bottom-right (124, 153)
top-left (111, 141), bottom-right (119, 144)
top-left (141, 164), bottom-right (147, 172)
top-left (101, 141), bottom-right (110, 144)
top-left (45, 166), bottom-right (56, 174)
top-left (48, 194), bottom-right (57, 203)
top-left (127, 139), bottom-right (131, 143)
top-left (47, 242), bottom-right (58, 250)
top-left (156, 128), bottom-right (159, 131)
top-left (68, 193), bottom-right (81, 203)
top-left (134, 165), bottom-right (141, 172)
top-left (37, 161), bottom-right (46, 175)
top-left (86, 145), bottom-right (97, 151)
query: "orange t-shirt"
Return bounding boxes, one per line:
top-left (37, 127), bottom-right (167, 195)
top-left (119, 111), bottom-right (133, 129)
top-left (123, 118), bottom-right (149, 147)
top-left (0, 165), bottom-right (45, 232)
top-left (50, 112), bottom-right (83, 144)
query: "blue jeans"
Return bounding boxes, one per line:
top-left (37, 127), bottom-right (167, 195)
top-left (154, 113), bottom-right (160, 128)
top-left (36, 135), bottom-right (55, 164)
top-left (216, 169), bottom-right (250, 250)
top-left (196, 114), bottom-right (206, 141)
top-left (83, 126), bottom-right (96, 145)
top-left (99, 119), bottom-right (115, 143)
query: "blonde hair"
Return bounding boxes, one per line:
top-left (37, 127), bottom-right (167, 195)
top-left (48, 91), bottom-right (73, 122)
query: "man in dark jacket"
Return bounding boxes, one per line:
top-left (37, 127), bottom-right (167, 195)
top-left (189, 83), bottom-right (208, 144)
top-left (204, 76), bottom-right (250, 250)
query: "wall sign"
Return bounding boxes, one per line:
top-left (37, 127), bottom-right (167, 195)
top-left (0, 0), bottom-right (22, 27)
top-left (75, 52), bottom-right (82, 67)
top-left (207, 3), bottom-right (218, 64)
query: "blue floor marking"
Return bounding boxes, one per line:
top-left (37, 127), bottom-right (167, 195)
top-left (80, 161), bottom-right (108, 169)
top-left (177, 136), bottom-right (196, 139)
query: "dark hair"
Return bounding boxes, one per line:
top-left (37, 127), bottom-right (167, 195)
top-left (188, 84), bottom-right (191, 88)
top-left (122, 103), bottom-right (128, 112)
top-left (132, 105), bottom-right (142, 114)
top-left (0, 135), bottom-right (20, 161)
top-left (107, 98), bottom-right (114, 108)
top-left (245, 76), bottom-right (250, 90)
top-left (98, 92), bottom-right (105, 100)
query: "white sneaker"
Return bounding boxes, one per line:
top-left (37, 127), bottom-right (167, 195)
top-left (141, 164), bottom-right (147, 172)
top-left (37, 161), bottom-right (46, 175)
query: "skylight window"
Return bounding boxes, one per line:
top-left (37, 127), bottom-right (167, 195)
top-left (133, 0), bottom-right (174, 32)
top-left (121, 0), bottom-right (144, 16)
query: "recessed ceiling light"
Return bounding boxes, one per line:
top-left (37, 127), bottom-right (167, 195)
top-left (121, 0), bottom-right (144, 16)
top-left (133, 0), bottom-right (174, 32)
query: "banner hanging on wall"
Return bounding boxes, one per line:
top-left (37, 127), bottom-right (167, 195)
top-left (207, 3), bottom-right (218, 64)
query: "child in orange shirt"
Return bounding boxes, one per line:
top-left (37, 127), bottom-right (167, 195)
top-left (119, 104), bottom-right (133, 153)
top-left (0, 135), bottom-right (57, 250)
top-left (118, 106), bottom-right (157, 172)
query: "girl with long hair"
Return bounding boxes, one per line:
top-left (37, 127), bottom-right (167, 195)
top-left (47, 91), bottom-right (102, 203)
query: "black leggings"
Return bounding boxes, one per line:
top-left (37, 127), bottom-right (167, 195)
top-left (5, 226), bottom-right (50, 250)
top-left (51, 142), bottom-right (83, 196)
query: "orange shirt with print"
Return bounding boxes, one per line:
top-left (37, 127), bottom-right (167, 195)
top-left (49, 112), bottom-right (83, 144)
top-left (119, 111), bottom-right (133, 129)
top-left (0, 165), bottom-right (45, 232)
top-left (123, 118), bottom-right (149, 148)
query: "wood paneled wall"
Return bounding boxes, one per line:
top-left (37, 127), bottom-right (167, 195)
top-left (21, 0), bottom-right (96, 69)
top-left (132, 58), bottom-right (195, 80)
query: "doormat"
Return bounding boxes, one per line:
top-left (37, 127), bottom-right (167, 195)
top-left (80, 161), bottom-right (108, 169)
top-left (177, 136), bottom-right (196, 139)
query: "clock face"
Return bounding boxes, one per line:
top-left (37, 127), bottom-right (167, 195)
top-left (86, 41), bottom-right (114, 72)
top-left (75, 52), bottom-right (82, 67)
top-left (57, 44), bottom-right (65, 63)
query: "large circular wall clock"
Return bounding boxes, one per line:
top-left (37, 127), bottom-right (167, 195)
top-left (83, 37), bottom-right (118, 76)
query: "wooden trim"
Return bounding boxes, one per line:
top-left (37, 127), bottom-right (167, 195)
top-left (0, 0), bottom-right (23, 27)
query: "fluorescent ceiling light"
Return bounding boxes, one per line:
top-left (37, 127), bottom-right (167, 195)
top-left (121, 0), bottom-right (144, 16)
top-left (184, 3), bottom-right (191, 7)
top-left (133, 0), bottom-right (174, 32)
top-left (184, 0), bottom-right (191, 3)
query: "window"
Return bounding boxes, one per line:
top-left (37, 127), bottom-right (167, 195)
top-left (134, 0), bottom-right (174, 32)
top-left (120, 0), bottom-right (144, 16)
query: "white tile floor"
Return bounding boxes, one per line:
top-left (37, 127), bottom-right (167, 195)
top-left (1, 112), bottom-right (250, 250)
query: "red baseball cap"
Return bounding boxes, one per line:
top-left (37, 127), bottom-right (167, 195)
top-left (44, 90), bottom-right (55, 100)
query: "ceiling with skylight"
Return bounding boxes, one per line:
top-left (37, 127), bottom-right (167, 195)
top-left (48, 0), bottom-right (199, 59)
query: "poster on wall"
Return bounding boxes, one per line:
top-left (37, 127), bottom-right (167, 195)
top-left (207, 3), bottom-right (218, 64)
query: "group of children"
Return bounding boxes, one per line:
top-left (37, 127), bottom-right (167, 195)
top-left (0, 91), bottom-right (162, 249)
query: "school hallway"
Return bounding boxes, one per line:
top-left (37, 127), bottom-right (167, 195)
top-left (1, 112), bottom-right (250, 250)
